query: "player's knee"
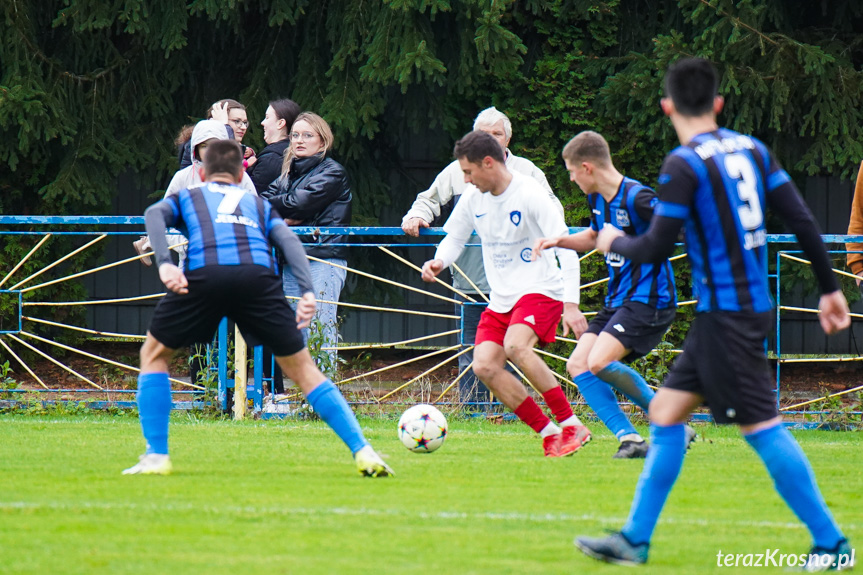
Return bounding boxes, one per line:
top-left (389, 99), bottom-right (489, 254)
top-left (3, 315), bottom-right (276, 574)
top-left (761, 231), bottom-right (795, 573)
top-left (471, 357), bottom-right (499, 384)
top-left (566, 354), bottom-right (587, 377)
top-left (502, 342), bottom-right (530, 364)
top-left (139, 337), bottom-right (171, 369)
top-left (586, 356), bottom-right (612, 376)
top-left (648, 397), bottom-right (682, 426)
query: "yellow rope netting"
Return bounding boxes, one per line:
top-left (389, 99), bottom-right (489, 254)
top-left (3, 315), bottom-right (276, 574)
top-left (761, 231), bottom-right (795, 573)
top-left (19, 331), bottom-right (199, 389)
top-left (6, 333), bottom-right (103, 390)
top-left (0, 335), bottom-right (50, 390)
top-left (377, 246), bottom-right (477, 303)
top-left (0, 234), bottom-right (51, 289)
top-left (10, 234), bottom-right (106, 290)
top-left (336, 345), bottom-right (462, 386)
top-left (376, 346), bottom-right (473, 402)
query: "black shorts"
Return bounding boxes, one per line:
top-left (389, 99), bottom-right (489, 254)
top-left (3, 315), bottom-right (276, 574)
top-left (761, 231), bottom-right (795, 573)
top-left (585, 301), bottom-right (676, 362)
top-left (664, 311), bottom-right (777, 425)
top-left (148, 264), bottom-right (305, 357)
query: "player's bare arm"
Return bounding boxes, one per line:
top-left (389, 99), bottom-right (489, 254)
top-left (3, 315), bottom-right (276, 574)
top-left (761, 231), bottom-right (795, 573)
top-left (402, 217), bottom-right (430, 237)
top-left (421, 258), bottom-right (445, 282)
top-left (595, 223), bottom-right (625, 254)
top-left (534, 228), bottom-right (597, 260)
top-left (560, 302), bottom-right (588, 338)
top-left (295, 292), bottom-right (317, 329)
top-left (158, 263), bottom-right (188, 295)
top-left (818, 291), bottom-right (851, 335)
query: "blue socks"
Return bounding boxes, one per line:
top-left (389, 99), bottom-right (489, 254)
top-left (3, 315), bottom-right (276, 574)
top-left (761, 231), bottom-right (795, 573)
top-left (575, 371), bottom-right (637, 439)
top-left (307, 379), bottom-right (369, 454)
top-left (745, 424), bottom-right (844, 549)
top-left (137, 372), bottom-right (172, 455)
top-left (597, 362), bottom-right (655, 411)
top-left (619, 422), bottom-right (845, 549)
top-left (574, 361), bottom-right (654, 439)
top-left (137, 375), bottom-right (370, 458)
top-left (622, 423), bottom-right (686, 545)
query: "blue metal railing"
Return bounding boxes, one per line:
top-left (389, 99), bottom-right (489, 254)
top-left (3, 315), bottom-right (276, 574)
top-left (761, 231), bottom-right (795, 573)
top-left (0, 217), bottom-right (860, 420)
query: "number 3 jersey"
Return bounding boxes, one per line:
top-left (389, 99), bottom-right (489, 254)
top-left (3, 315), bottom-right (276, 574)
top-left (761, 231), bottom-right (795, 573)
top-left (656, 128), bottom-right (786, 313)
top-left (589, 178), bottom-right (676, 310)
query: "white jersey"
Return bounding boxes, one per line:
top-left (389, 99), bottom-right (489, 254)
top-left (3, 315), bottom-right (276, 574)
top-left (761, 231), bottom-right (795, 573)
top-left (435, 171), bottom-right (580, 313)
top-left (402, 151), bottom-right (561, 295)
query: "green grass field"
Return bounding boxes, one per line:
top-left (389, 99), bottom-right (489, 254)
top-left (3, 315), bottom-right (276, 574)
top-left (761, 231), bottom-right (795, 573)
top-left (1, 413), bottom-right (860, 574)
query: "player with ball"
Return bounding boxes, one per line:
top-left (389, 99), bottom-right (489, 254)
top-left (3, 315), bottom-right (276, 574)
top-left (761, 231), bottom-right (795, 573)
top-left (421, 130), bottom-right (591, 457)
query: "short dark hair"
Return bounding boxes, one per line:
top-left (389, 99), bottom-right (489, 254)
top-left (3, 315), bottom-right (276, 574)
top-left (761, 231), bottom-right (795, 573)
top-left (269, 98), bottom-right (302, 128)
top-left (203, 139), bottom-right (243, 177)
top-left (562, 131), bottom-right (611, 167)
top-left (453, 130), bottom-right (505, 164)
top-left (664, 57), bottom-right (719, 117)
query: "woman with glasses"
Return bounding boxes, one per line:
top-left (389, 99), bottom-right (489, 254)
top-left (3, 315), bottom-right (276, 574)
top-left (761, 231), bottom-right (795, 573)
top-left (245, 99), bottom-right (301, 195)
top-left (262, 113), bottom-right (351, 372)
top-left (177, 99), bottom-right (247, 170)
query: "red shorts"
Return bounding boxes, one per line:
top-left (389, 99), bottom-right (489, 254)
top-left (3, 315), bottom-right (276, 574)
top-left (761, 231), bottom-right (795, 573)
top-left (475, 293), bottom-right (563, 347)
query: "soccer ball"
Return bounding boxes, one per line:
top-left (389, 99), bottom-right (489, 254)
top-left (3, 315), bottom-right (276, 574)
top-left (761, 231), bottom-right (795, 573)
top-left (397, 404), bottom-right (448, 453)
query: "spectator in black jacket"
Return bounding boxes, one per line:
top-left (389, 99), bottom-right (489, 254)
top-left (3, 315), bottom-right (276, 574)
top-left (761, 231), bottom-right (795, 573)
top-left (246, 99), bottom-right (301, 195)
top-left (263, 112), bottom-right (351, 371)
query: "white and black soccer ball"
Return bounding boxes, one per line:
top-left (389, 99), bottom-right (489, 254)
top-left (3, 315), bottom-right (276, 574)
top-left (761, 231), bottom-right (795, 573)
top-left (397, 404), bottom-right (448, 453)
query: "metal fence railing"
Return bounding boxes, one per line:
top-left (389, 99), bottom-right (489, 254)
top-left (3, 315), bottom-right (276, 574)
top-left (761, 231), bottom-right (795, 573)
top-left (0, 217), bottom-right (860, 424)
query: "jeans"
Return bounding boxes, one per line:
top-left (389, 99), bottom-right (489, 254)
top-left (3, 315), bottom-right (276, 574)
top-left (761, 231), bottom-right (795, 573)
top-left (458, 298), bottom-right (491, 404)
top-left (282, 258), bottom-right (347, 369)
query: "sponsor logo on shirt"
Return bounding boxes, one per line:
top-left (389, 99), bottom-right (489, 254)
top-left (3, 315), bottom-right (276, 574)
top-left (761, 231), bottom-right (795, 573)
top-left (520, 248), bottom-right (532, 262)
top-left (214, 213), bottom-right (259, 228)
top-left (475, 213), bottom-right (487, 218)
top-left (615, 209), bottom-right (630, 228)
top-left (606, 251), bottom-right (625, 268)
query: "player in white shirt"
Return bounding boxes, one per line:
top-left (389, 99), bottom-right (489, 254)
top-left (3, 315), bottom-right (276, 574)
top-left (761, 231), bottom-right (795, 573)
top-left (402, 107), bottom-right (561, 406)
top-left (421, 130), bottom-right (592, 457)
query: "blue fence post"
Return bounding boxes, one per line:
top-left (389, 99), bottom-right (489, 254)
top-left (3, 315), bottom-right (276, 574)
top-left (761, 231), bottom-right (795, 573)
top-left (218, 318), bottom-right (230, 412)
top-left (252, 345), bottom-right (263, 411)
top-left (775, 250), bottom-right (782, 411)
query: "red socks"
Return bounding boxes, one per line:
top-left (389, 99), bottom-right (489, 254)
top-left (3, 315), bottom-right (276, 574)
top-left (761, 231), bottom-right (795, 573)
top-left (542, 386), bottom-right (574, 423)
top-left (514, 397), bottom-right (551, 433)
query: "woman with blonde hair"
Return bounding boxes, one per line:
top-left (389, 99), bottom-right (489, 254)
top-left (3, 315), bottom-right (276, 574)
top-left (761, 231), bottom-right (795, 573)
top-left (263, 113), bottom-right (351, 370)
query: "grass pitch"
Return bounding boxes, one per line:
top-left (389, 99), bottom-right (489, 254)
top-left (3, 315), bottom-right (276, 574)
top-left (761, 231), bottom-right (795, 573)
top-left (1, 414), bottom-right (860, 574)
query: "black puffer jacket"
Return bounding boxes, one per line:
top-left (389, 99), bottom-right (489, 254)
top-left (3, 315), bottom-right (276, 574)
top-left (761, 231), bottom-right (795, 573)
top-left (262, 154), bottom-right (352, 260)
top-left (247, 139), bottom-right (290, 194)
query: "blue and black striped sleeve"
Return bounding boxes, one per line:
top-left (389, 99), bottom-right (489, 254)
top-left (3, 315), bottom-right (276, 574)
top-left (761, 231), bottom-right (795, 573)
top-left (610, 155), bottom-right (691, 263)
top-left (144, 196), bottom-right (181, 267)
top-left (632, 186), bottom-right (658, 222)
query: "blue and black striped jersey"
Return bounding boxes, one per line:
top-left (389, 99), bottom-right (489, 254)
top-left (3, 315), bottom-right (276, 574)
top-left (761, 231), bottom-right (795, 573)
top-left (655, 128), bottom-right (783, 313)
top-left (589, 178), bottom-right (676, 309)
top-left (161, 182), bottom-right (285, 272)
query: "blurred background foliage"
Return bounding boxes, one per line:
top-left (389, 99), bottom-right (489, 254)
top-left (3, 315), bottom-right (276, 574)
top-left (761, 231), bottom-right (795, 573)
top-left (2, 0), bottom-right (863, 328)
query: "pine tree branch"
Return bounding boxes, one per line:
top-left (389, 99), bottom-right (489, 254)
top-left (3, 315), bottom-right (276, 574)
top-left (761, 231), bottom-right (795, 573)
top-left (698, 0), bottom-right (779, 47)
top-left (13, 18), bottom-right (134, 84)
